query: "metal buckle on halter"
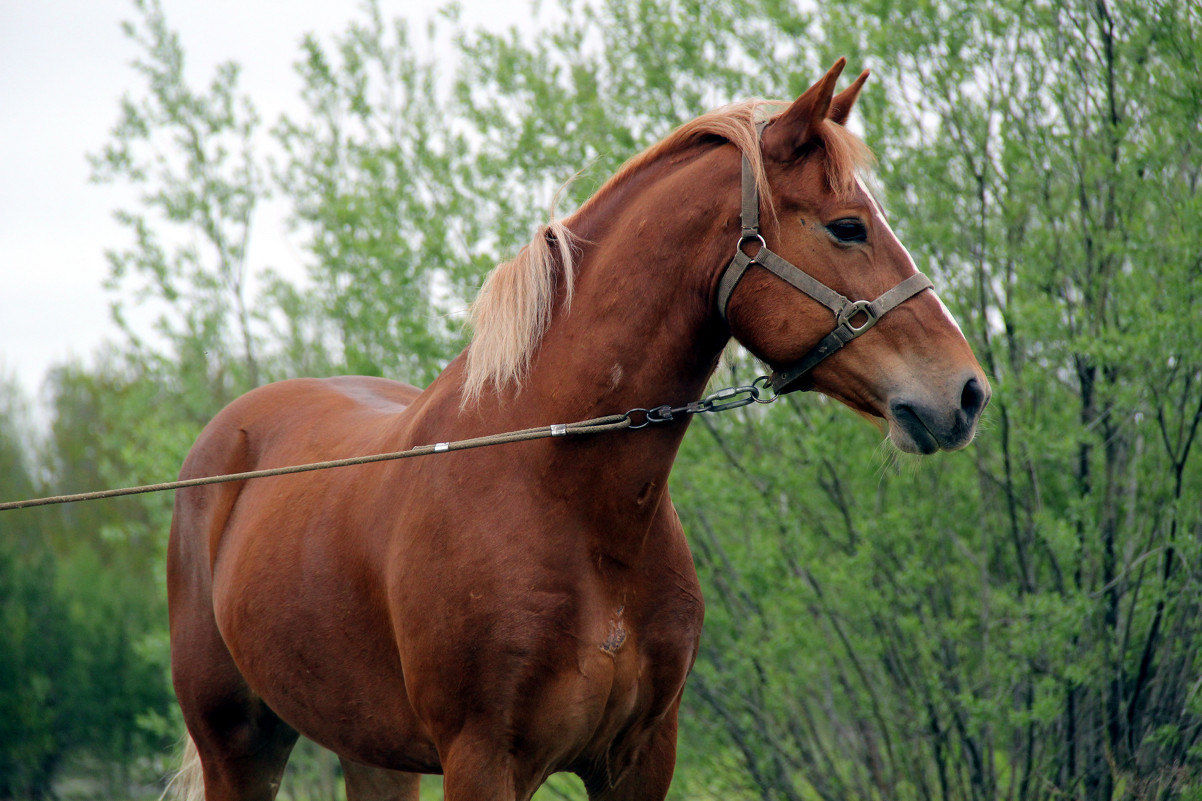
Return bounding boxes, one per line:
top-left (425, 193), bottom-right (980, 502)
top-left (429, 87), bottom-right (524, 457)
top-left (837, 299), bottom-right (879, 336)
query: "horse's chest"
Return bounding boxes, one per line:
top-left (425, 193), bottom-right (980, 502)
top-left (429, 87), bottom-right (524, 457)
top-left (587, 575), bottom-right (703, 710)
top-left (562, 584), bottom-right (700, 775)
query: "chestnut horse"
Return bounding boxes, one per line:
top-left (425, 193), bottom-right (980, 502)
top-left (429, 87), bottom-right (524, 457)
top-left (167, 60), bottom-right (989, 801)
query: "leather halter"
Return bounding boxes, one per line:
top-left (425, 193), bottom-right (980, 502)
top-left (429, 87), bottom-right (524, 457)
top-left (716, 126), bottom-right (933, 395)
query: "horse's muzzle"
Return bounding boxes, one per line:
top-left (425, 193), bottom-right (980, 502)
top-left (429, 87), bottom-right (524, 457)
top-left (887, 374), bottom-right (990, 454)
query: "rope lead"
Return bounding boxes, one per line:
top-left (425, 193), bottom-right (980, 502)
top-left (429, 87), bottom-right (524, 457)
top-left (0, 376), bottom-right (776, 513)
top-left (0, 414), bottom-right (632, 512)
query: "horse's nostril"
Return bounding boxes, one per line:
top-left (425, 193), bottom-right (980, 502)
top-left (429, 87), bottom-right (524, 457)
top-left (960, 376), bottom-right (987, 421)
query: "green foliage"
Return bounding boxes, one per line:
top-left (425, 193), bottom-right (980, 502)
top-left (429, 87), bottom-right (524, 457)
top-left (0, 371), bottom-right (172, 800)
top-left (669, 2), bottom-right (1202, 799)
top-left (89, 0), bottom-right (267, 394)
top-left (0, 541), bottom-right (72, 800)
top-left (7, 0), bottom-right (1200, 798)
top-left (0, 375), bottom-right (69, 800)
top-left (273, 4), bottom-right (473, 384)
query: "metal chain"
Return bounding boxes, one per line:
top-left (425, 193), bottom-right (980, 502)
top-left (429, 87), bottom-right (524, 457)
top-left (624, 375), bottom-right (778, 429)
top-left (0, 376), bottom-right (778, 512)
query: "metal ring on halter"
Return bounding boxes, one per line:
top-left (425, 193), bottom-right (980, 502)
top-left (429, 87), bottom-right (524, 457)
top-left (837, 299), bottom-right (879, 335)
top-left (737, 233), bottom-right (767, 260)
top-left (751, 375), bottom-right (779, 403)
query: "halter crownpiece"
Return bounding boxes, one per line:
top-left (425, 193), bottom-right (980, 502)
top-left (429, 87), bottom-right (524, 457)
top-left (717, 124), bottom-right (933, 395)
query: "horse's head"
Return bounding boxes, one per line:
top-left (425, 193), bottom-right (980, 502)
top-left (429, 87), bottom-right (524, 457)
top-left (722, 60), bottom-right (989, 454)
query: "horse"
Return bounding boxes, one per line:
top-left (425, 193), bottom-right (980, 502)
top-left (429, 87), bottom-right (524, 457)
top-left (166, 59), bottom-right (990, 801)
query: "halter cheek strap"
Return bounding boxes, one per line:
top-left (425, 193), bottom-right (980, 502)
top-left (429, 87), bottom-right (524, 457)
top-left (717, 126), bottom-right (933, 395)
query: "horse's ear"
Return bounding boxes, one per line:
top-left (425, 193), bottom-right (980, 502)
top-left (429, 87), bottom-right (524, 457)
top-left (829, 69), bottom-right (870, 126)
top-left (762, 57), bottom-right (846, 162)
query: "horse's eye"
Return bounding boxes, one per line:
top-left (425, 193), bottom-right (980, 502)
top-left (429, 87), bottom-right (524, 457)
top-left (826, 219), bottom-right (868, 243)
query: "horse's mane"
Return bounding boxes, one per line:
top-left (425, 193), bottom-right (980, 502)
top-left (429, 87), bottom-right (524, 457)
top-left (461, 98), bottom-right (873, 405)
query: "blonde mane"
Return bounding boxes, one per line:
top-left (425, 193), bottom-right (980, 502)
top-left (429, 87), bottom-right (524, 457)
top-left (461, 99), bottom-right (873, 405)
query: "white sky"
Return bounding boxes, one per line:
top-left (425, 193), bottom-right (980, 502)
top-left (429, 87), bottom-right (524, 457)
top-left (0, 0), bottom-right (527, 408)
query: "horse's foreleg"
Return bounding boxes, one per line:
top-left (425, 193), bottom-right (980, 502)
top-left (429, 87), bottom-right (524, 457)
top-left (339, 758), bottom-right (421, 801)
top-left (438, 734), bottom-right (540, 801)
top-left (581, 705), bottom-right (680, 801)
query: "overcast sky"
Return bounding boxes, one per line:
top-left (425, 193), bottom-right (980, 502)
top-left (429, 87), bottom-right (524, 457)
top-left (0, 0), bottom-right (525, 409)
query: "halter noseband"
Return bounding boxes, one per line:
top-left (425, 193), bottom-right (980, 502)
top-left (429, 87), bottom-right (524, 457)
top-left (716, 125), bottom-right (933, 395)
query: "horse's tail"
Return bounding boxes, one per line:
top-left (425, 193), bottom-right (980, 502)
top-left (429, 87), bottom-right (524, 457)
top-left (161, 735), bottom-right (205, 801)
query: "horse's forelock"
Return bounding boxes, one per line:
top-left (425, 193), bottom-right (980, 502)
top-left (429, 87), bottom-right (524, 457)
top-left (813, 118), bottom-right (876, 198)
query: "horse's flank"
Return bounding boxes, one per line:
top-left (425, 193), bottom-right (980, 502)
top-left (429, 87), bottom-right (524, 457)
top-left (462, 98), bottom-right (873, 405)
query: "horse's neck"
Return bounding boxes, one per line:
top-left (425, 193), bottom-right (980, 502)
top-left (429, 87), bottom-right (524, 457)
top-left (525, 144), bottom-right (738, 431)
top-left (480, 149), bottom-right (737, 560)
top-left (402, 146), bottom-right (740, 564)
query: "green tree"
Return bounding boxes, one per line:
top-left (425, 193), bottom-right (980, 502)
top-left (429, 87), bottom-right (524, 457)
top-left (668, 1), bottom-right (1202, 799)
top-left (90, 0), bottom-right (269, 396)
top-left (0, 542), bottom-right (75, 801)
top-left (0, 375), bottom-right (71, 801)
top-left (20, 0), bottom-right (1198, 798)
top-left (273, 4), bottom-right (472, 384)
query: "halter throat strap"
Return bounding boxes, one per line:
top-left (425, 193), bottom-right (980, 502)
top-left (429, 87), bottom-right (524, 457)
top-left (716, 130), bottom-right (933, 395)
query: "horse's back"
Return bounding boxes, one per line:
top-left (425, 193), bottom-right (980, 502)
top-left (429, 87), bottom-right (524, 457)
top-left (189, 375), bottom-right (422, 465)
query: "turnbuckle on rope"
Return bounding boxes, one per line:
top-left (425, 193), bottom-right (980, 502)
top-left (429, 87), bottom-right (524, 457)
top-left (625, 375), bottom-right (778, 430)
